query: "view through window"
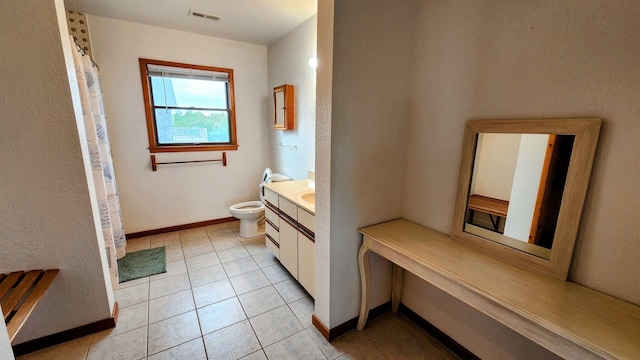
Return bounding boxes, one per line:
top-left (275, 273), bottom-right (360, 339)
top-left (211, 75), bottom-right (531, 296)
top-left (139, 59), bottom-right (238, 152)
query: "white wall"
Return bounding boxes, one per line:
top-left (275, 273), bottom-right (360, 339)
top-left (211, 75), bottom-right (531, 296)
top-left (88, 16), bottom-right (270, 233)
top-left (0, 320), bottom-right (13, 360)
top-left (504, 134), bottom-right (549, 241)
top-left (268, 15), bottom-right (317, 180)
top-left (401, 0), bottom-right (640, 358)
top-left (317, 0), bottom-right (417, 328)
top-left (0, 0), bottom-right (113, 345)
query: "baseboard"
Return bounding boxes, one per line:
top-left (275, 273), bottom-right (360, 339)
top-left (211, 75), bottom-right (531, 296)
top-left (311, 314), bottom-right (330, 339)
top-left (12, 302), bottom-right (119, 357)
top-left (398, 303), bottom-right (479, 360)
top-left (126, 217), bottom-right (237, 239)
top-left (312, 301), bottom-right (391, 342)
top-left (312, 302), bottom-right (476, 359)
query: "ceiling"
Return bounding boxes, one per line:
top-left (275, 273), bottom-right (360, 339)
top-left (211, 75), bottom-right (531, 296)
top-left (63, 0), bottom-right (317, 46)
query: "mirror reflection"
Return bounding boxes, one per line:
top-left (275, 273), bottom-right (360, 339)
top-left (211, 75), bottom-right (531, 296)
top-left (465, 133), bottom-right (574, 259)
top-left (275, 90), bottom-right (285, 127)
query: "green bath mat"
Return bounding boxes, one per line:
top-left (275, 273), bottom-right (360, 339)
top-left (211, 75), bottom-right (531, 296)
top-left (118, 246), bottom-right (166, 283)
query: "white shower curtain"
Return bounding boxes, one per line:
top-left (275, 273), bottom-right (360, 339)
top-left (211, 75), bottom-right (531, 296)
top-left (71, 37), bottom-right (126, 288)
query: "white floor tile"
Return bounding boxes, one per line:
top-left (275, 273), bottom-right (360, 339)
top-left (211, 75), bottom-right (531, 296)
top-left (147, 311), bottom-right (201, 355)
top-left (249, 305), bottom-right (304, 347)
top-left (26, 224), bottom-right (457, 360)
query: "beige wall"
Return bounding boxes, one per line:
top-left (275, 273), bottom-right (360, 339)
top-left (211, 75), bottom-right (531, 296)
top-left (401, 0), bottom-right (640, 358)
top-left (320, 0), bottom-right (640, 358)
top-left (0, 0), bottom-right (113, 345)
top-left (317, 0), bottom-right (417, 327)
top-left (88, 16), bottom-right (270, 233)
top-left (314, 0), bottom-right (335, 326)
top-left (267, 15), bottom-right (317, 180)
top-left (471, 133), bottom-right (521, 200)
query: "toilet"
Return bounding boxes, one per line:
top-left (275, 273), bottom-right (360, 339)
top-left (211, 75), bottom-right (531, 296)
top-left (229, 168), bottom-right (290, 238)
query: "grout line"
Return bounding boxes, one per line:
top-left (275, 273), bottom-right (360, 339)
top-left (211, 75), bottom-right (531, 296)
top-left (146, 253), bottom-right (152, 359)
top-left (26, 222), bottom-right (416, 360)
top-left (183, 233), bottom-right (206, 356)
top-left (83, 335), bottom-right (90, 360)
top-left (369, 339), bottom-right (392, 360)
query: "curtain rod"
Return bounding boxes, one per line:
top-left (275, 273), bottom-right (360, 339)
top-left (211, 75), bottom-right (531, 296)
top-left (73, 41), bottom-right (100, 70)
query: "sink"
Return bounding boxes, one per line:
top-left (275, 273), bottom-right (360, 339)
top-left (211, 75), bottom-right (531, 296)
top-left (297, 191), bottom-right (315, 205)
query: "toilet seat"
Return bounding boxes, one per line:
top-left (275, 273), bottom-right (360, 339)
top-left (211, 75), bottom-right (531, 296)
top-left (229, 168), bottom-right (290, 238)
top-left (229, 201), bottom-right (265, 214)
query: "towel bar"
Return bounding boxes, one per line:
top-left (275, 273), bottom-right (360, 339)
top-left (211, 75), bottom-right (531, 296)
top-left (150, 152), bottom-right (227, 171)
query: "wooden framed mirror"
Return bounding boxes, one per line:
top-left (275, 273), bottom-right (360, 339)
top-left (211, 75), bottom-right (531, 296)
top-left (274, 84), bottom-right (294, 130)
top-left (451, 118), bottom-right (601, 280)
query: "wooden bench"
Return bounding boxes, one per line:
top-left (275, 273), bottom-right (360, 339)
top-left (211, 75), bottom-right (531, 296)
top-left (1, 270), bottom-right (59, 344)
top-left (357, 219), bottom-right (640, 359)
top-left (467, 194), bottom-right (509, 217)
top-left (467, 194), bottom-right (509, 232)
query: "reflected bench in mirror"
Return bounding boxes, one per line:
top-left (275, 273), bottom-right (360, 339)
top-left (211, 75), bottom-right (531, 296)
top-left (466, 194), bottom-right (509, 233)
top-left (452, 118), bottom-right (601, 279)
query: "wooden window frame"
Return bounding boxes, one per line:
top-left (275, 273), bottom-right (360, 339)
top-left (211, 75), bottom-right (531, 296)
top-left (139, 58), bottom-right (239, 153)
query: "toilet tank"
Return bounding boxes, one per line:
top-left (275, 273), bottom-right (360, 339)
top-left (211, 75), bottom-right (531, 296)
top-left (270, 173), bottom-right (291, 182)
top-left (259, 169), bottom-right (290, 202)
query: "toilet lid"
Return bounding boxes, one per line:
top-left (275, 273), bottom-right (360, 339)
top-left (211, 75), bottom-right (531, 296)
top-left (259, 168), bottom-right (272, 202)
top-left (261, 168), bottom-right (272, 184)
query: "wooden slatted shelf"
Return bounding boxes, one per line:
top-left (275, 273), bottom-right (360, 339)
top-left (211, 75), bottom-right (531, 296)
top-left (1, 269), bottom-right (59, 344)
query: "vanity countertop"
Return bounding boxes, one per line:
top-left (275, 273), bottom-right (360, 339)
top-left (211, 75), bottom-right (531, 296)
top-left (264, 180), bottom-right (315, 214)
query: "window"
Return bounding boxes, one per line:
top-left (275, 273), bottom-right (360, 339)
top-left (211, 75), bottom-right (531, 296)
top-left (139, 58), bottom-right (238, 152)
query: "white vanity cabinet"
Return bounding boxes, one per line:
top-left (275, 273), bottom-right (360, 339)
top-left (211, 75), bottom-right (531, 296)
top-left (264, 189), bottom-right (280, 258)
top-left (263, 186), bottom-right (315, 298)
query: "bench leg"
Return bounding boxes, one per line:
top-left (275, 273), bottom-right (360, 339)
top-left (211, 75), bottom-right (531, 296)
top-left (392, 264), bottom-right (403, 313)
top-left (357, 238), bottom-right (371, 330)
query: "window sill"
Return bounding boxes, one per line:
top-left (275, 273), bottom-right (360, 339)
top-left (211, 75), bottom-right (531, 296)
top-left (149, 144), bottom-right (238, 153)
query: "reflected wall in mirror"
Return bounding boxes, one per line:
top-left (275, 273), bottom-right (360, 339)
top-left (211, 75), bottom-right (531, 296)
top-left (274, 84), bottom-right (294, 130)
top-left (452, 118), bottom-right (601, 280)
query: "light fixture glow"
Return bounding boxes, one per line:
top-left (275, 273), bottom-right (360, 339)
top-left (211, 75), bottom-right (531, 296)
top-left (308, 57), bottom-right (318, 68)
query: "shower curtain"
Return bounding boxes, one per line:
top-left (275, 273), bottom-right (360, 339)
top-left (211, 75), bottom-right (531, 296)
top-left (70, 37), bottom-right (126, 288)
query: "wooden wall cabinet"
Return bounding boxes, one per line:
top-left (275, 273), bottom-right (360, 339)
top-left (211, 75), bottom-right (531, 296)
top-left (273, 84), bottom-right (294, 130)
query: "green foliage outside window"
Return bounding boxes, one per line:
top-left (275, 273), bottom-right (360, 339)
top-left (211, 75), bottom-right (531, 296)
top-left (171, 111), bottom-right (230, 142)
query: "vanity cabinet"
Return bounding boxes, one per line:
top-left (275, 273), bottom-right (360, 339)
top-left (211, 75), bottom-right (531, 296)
top-left (273, 84), bottom-right (294, 130)
top-left (263, 187), bottom-right (315, 298)
top-left (264, 189), bottom-right (280, 258)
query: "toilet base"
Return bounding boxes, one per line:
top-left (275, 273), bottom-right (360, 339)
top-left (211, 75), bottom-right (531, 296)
top-left (238, 217), bottom-right (265, 238)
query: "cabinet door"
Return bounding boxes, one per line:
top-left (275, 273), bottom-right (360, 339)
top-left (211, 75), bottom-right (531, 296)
top-left (279, 218), bottom-right (298, 279)
top-left (298, 232), bottom-right (315, 298)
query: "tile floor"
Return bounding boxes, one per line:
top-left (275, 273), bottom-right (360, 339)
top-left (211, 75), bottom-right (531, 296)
top-left (17, 221), bottom-right (459, 360)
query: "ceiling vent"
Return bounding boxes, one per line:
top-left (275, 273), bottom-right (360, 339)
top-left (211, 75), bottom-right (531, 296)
top-left (188, 9), bottom-right (220, 21)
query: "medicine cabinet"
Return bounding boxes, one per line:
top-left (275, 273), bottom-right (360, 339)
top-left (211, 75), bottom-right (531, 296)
top-left (274, 84), bottom-right (294, 130)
